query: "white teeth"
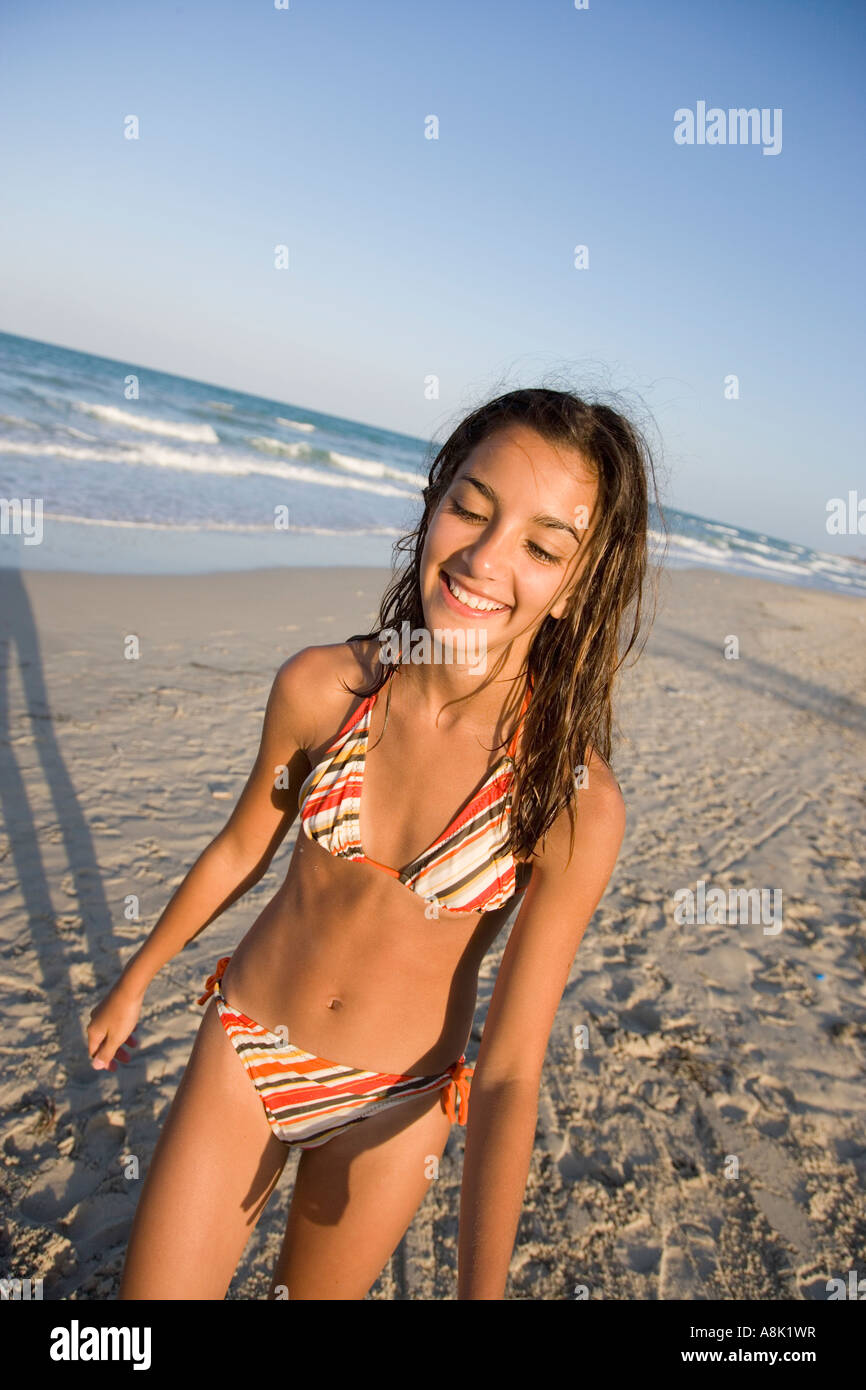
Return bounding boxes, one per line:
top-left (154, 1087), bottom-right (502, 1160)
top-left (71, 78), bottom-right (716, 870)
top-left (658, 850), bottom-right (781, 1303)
top-left (446, 573), bottom-right (507, 612)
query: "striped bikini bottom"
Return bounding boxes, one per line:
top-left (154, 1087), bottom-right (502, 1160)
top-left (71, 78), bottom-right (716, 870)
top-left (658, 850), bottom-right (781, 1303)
top-left (198, 956), bottom-right (474, 1151)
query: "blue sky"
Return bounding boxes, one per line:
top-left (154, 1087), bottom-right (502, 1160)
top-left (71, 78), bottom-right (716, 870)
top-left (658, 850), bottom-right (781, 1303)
top-left (1, 0), bottom-right (864, 552)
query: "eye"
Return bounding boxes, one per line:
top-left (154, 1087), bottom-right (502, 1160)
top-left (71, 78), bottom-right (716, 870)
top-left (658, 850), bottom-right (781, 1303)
top-left (527, 540), bottom-right (561, 566)
top-left (448, 499), bottom-right (564, 565)
top-left (448, 499), bottom-right (486, 523)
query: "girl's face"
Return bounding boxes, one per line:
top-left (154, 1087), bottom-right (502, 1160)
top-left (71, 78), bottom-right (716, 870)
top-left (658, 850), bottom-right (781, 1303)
top-left (420, 423), bottom-right (598, 654)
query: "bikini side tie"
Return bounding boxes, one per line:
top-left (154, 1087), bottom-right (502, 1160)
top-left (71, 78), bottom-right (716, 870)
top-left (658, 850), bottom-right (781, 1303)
top-left (198, 955), bottom-right (231, 1006)
top-left (441, 1055), bottom-right (474, 1125)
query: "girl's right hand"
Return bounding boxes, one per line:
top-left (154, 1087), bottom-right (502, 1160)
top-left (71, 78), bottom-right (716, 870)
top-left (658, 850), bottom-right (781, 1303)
top-left (87, 980), bottom-right (144, 1072)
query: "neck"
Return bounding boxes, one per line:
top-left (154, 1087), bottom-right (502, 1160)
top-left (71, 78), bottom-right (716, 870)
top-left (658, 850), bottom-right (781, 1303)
top-left (390, 656), bottom-right (530, 741)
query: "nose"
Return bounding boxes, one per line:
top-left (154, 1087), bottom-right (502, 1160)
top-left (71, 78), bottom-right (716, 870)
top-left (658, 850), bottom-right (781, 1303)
top-left (460, 518), bottom-right (510, 575)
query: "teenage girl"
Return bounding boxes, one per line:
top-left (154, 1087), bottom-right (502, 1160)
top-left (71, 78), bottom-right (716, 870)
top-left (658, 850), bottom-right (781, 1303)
top-left (88, 387), bottom-right (663, 1300)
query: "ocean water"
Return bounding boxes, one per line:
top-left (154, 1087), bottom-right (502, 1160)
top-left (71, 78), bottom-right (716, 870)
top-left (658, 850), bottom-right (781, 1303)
top-left (1, 331), bottom-right (864, 596)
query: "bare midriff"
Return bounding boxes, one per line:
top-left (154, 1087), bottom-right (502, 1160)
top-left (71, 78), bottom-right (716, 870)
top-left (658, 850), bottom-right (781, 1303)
top-left (215, 643), bottom-right (532, 1077)
top-left (220, 830), bottom-right (523, 1077)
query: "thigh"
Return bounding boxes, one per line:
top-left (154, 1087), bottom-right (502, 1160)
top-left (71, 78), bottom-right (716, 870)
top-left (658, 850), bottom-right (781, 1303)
top-left (119, 999), bottom-right (291, 1300)
top-left (268, 1085), bottom-right (454, 1300)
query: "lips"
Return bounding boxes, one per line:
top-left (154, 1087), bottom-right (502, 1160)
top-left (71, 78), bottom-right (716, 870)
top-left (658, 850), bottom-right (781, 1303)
top-left (439, 568), bottom-right (510, 616)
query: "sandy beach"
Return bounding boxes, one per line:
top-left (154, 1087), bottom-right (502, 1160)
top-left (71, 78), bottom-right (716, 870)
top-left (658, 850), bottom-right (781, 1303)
top-left (1, 562), bottom-right (864, 1300)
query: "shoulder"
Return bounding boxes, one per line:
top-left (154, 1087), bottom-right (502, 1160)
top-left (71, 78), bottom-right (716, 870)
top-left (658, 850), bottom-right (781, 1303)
top-left (270, 638), bottom-right (380, 755)
top-left (524, 740), bottom-right (625, 879)
top-left (574, 742), bottom-right (626, 841)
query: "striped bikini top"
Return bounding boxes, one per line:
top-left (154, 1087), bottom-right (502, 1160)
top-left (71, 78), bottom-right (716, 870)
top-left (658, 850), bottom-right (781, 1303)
top-left (297, 668), bottom-right (532, 915)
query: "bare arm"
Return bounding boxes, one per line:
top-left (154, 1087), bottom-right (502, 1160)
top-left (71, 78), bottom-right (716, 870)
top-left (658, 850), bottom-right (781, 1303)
top-left (457, 759), bottom-right (627, 1300)
top-left (113, 646), bottom-right (321, 1000)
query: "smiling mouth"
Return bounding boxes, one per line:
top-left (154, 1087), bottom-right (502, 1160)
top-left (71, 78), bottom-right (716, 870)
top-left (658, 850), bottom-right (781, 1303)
top-left (440, 568), bottom-right (510, 614)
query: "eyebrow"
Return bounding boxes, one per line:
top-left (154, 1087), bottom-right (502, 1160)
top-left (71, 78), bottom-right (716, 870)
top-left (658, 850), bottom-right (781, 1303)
top-left (458, 473), bottom-right (584, 546)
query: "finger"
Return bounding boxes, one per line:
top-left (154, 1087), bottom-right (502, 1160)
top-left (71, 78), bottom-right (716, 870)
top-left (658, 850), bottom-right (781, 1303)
top-left (91, 1040), bottom-right (116, 1069)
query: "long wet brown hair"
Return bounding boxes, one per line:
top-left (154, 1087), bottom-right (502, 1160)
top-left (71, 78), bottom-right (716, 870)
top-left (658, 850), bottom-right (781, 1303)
top-left (344, 386), bottom-right (668, 866)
